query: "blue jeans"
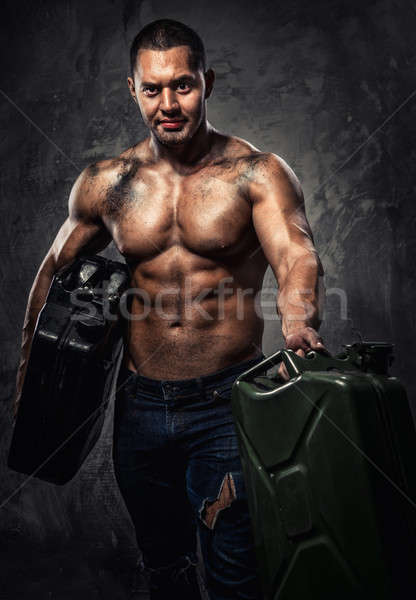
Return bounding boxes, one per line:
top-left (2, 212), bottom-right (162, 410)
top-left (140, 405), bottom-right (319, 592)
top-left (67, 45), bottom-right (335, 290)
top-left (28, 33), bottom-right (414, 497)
top-left (112, 353), bottom-right (265, 600)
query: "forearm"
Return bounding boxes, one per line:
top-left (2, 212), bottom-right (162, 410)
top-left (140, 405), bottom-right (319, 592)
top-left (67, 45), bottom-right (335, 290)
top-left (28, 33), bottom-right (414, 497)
top-left (14, 255), bottom-right (57, 414)
top-left (277, 252), bottom-right (324, 340)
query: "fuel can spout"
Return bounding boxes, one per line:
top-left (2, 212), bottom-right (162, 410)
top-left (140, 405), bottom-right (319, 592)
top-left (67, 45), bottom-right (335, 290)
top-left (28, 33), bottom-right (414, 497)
top-left (342, 342), bottom-right (394, 375)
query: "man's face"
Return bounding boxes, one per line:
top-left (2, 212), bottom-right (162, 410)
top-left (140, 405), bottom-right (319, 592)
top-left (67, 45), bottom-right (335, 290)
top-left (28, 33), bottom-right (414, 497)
top-left (129, 45), bottom-right (210, 146)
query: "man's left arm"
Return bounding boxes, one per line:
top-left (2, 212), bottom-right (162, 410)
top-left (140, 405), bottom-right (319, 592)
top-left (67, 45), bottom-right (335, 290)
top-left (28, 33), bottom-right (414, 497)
top-left (249, 152), bottom-right (327, 357)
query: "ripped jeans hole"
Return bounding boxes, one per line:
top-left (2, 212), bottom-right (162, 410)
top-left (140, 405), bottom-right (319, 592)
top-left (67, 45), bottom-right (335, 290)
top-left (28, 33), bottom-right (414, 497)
top-left (199, 472), bottom-right (237, 530)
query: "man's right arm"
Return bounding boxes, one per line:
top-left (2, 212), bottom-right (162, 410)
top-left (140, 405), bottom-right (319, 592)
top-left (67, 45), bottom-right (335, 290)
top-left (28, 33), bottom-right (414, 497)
top-left (12, 165), bottom-right (112, 420)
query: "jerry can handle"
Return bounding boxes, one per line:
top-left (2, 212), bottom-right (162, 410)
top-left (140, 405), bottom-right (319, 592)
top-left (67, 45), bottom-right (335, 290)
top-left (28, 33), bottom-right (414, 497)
top-left (237, 348), bottom-right (359, 383)
top-left (236, 350), bottom-right (290, 382)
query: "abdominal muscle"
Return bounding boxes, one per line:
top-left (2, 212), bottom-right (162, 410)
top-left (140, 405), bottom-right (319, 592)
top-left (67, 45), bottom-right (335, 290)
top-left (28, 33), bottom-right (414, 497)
top-left (120, 269), bottom-right (265, 379)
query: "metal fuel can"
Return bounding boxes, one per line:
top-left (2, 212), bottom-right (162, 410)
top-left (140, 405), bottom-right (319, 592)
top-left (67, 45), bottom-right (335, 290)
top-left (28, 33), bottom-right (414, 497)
top-left (231, 343), bottom-right (416, 599)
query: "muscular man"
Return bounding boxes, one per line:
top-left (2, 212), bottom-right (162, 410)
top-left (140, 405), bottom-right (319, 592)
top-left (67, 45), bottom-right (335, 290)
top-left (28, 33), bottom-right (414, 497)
top-left (13, 19), bottom-right (326, 600)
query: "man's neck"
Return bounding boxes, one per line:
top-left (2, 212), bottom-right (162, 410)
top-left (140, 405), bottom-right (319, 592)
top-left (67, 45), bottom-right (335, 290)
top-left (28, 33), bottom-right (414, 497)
top-left (148, 120), bottom-right (216, 169)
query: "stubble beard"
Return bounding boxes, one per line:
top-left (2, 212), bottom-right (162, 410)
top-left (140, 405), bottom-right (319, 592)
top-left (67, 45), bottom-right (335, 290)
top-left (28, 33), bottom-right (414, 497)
top-left (152, 109), bottom-right (204, 147)
top-left (155, 126), bottom-right (190, 146)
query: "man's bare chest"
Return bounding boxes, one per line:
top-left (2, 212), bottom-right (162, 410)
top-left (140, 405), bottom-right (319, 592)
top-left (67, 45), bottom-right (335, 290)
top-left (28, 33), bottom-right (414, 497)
top-left (102, 167), bottom-right (256, 261)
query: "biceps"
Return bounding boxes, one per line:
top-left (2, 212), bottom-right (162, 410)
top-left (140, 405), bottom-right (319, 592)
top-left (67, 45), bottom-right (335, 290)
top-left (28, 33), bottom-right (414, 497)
top-left (48, 216), bottom-right (112, 271)
top-left (253, 200), bottom-right (316, 280)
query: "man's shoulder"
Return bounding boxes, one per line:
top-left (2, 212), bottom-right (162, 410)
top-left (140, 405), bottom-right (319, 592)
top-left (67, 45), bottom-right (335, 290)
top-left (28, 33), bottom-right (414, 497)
top-left (69, 145), bottom-right (148, 219)
top-left (83, 144), bottom-right (148, 187)
top-left (232, 140), bottom-right (299, 187)
top-left (216, 135), bottom-right (301, 205)
top-left (217, 134), bottom-right (287, 173)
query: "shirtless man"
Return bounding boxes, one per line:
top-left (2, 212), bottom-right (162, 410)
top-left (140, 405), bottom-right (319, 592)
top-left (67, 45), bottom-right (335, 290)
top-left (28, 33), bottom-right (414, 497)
top-left (13, 19), bottom-right (326, 600)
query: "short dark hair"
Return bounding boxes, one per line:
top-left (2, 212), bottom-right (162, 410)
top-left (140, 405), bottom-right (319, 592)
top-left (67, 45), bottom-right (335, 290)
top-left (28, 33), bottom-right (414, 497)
top-left (129, 19), bottom-right (207, 77)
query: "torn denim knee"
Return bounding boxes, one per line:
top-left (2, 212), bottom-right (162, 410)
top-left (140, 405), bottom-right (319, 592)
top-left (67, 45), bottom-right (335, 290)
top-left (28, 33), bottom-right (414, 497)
top-left (199, 472), bottom-right (237, 530)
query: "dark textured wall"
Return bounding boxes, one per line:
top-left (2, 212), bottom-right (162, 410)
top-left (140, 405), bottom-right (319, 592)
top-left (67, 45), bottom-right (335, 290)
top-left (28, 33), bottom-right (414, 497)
top-left (1, 0), bottom-right (416, 597)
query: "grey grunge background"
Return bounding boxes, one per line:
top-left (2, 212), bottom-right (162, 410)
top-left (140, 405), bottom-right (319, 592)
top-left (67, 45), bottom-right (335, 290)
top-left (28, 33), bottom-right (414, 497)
top-left (1, 0), bottom-right (415, 597)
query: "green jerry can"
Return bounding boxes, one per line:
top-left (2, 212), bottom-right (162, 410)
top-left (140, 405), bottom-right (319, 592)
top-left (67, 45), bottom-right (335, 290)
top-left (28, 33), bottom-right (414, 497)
top-left (231, 342), bottom-right (416, 600)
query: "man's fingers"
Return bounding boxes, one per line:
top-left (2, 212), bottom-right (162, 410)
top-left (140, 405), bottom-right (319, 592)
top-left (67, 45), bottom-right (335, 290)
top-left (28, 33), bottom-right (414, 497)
top-left (309, 340), bottom-right (331, 355)
top-left (300, 330), bottom-right (330, 356)
top-left (285, 334), bottom-right (310, 352)
top-left (279, 350), bottom-right (304, 380)
top-left (301, 329), bottom-right (322, 346)
top-left (284, 328), bottom-right (330, 366)
top-left (277, 362), bottom-right (290, 381)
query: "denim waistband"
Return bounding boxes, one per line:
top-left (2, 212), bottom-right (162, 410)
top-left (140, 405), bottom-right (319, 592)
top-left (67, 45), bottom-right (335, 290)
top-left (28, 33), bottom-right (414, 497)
top-left (118, 352), bottom-right (266, 397)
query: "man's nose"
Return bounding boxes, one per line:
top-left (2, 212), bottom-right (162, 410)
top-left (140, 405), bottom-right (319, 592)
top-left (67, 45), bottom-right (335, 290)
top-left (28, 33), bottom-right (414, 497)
top-left (160, 88), bottom-right (179, 112)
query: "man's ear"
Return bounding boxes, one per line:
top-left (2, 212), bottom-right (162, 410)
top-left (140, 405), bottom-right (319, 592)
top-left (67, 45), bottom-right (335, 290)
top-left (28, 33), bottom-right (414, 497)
top-left (204, 68), bottom-right (215, 99)
top-left (127, 76), bottom-right (138, 104)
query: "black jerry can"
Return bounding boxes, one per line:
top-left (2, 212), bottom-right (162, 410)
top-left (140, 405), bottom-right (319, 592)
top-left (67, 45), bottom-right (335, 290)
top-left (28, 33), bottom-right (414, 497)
top-left (231, 343), bottom-right (416, 600)
top-left (8, 254), bottom-right (130, 485)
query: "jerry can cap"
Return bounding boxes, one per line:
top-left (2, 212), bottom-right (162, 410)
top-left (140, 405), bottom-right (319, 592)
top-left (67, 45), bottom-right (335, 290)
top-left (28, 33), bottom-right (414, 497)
top-left (342, 342), bottom-right (394, 374)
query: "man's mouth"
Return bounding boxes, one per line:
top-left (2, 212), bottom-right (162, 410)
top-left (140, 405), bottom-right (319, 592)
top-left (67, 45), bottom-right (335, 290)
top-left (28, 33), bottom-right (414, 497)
top-left (159, 119), bottom-right (186, 130)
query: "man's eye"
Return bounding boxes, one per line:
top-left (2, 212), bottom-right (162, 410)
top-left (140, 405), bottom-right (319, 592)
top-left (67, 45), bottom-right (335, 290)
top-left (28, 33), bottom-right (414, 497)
top-left (177, 82), bottom-right (191, 91)
top-left (143, 86), bottom-right (158, 95)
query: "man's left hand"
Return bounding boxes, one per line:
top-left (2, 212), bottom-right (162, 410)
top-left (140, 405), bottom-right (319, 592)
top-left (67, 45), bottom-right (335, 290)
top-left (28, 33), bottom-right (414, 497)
top-left (278, 327), bottom-right (329, 380)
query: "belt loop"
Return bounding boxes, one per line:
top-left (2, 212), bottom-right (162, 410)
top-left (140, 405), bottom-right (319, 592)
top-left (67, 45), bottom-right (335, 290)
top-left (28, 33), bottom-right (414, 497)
top-left (196, 377), bottom-right (206, 401)
top-left (123, 369), bottom-right (138, 397)
top-left (135, 374), bottom-right (141, 398)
